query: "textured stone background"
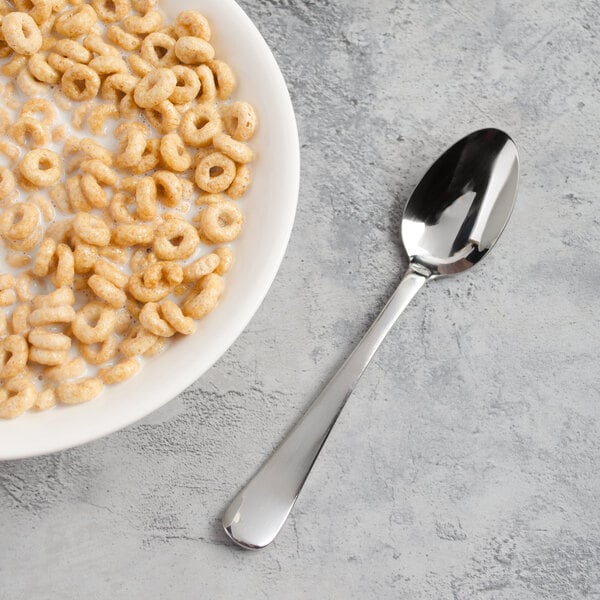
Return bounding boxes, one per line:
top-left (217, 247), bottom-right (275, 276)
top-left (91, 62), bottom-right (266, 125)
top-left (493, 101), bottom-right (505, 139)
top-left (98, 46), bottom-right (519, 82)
top-left (2, 0), bottom-right (600, 598)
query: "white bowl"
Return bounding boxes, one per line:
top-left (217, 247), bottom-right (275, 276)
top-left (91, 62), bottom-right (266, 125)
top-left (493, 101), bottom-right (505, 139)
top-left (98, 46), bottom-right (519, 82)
top-left (0, 0), bottom-right (300, 460)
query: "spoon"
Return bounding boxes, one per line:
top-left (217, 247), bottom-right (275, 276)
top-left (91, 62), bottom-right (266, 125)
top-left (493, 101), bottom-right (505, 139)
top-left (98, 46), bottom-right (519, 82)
top-left (222, 128), bottom-right (520, 549)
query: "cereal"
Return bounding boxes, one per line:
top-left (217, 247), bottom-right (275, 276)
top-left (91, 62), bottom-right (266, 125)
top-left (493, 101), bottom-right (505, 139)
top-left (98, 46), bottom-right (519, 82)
top-left (226, 164), bottom-right (252, 200)
top-left (170, 65), bottom-right (200, 105)
top-left (54, 5), bottom-right (97, 38)
top-left (88, 274), bottom-right (127, 308)
top-left (0, 167), bottom-right (16, 200)
top-left (29, 305), bottom-right (76, 326)
top-left (133, 68), bottom-right (177, 108)
top-left (182, 273), bottom-right (224, 319)
top-left (213, 132), bottom-right (254, 164)
top-left (139, 302), bottom-right (175, 337)
top-left (2, 12), bottom-right (43, 56)
top-left (11, 304), bottom-right (31, 336)
top-left (57, 377), bottom-right (103, 405)
top-left (73, 211), bottom-right (111, 246)
top-left (20, 149), bottom-right (62, 187)
top-left (28, 329), bottom-right (71, 351)
top-left (180, 105), bottom-right (221, 147)
top-left (122, 9), bottom-right (161, 34)
top-left (54, 243), bottom-right (75, 287)
top-left (197, 201), bottom-right (243, 244)
top-left (120, 324), bottom-right (158, 357)
top-left (153, 218), bottom-right (199, 260)
top-left (80, 335), bottom-right (118, 364)
top-left (44, 357), bottom-right (85, 381)
top-left (35, 388), bottom-right (57, 411)
top-left (140, 31), bottom-right (176, 67)
top-left (61, 63), bottom-right (100, 101)
top-left (0, 377), bottom-right (37, 419)
top-left (194, 152), bottom-right (236, 194)
top-left (159, 132), bottom-right (191, 172)
top-left (72, 301), bottom-right (115, 344)
top-left (183, 252), bottom-right (219, 282)
top-left (28, 53), bottom-right (60, 84)
top-left (222, 101), bottom-right (257, 142)
top-left (174, 36), bottom-right (215, 65)
top-left (145, 100), bottom-right (179, 134)
top-left (10, 116), bottom-right (49, 147)
top-left (153, 170), bottom-right (182, 207)
top-left (0, 335), bottom-right (29, 378)
top-left (134, 177), bottom-right (157, 220)
top-left (99, 357), bottom-right (139, 384)
top-left (207, 60), bottom-right (236, 101)
top-left (174, 11), bottom-right (211, 41)
top-left (112, 223), bottom-right (154, 246)
top-left (106, 23), bottom-right (140, 51)
top-left (92, 0), bottom-right (130, 22)
top-left (87, 103), bottom-right (119, 135)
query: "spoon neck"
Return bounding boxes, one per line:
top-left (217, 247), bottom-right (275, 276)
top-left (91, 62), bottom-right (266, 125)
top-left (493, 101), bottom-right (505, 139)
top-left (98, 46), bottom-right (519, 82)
top-left (408, 261), bottom-right (434, 279)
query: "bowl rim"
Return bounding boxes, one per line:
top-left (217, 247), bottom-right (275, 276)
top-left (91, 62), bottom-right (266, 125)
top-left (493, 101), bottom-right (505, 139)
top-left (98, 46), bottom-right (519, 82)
top-left (0, 0), bottom-right (300, 461)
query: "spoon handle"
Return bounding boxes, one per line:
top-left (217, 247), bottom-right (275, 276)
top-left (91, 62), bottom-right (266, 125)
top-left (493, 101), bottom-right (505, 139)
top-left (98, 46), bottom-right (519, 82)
top-left (222, 268), bottom-right (428, 549)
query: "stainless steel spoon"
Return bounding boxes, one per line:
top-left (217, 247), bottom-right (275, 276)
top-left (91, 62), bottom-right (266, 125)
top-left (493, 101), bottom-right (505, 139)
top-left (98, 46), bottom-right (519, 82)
top-left (223, 128), bottom-right (520, 549)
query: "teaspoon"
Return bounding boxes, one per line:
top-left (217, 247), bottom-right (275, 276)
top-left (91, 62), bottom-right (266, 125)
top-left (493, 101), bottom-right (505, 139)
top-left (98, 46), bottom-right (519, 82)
top-left (223, 128), bottom-right (520, 549)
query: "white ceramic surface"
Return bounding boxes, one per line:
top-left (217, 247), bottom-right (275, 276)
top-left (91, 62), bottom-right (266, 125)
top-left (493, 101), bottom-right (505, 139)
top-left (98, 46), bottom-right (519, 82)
top-left (0, 0), bottom-right (300, 460)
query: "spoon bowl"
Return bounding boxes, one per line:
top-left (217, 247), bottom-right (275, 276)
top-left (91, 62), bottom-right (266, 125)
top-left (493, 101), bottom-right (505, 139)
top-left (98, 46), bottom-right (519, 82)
top-left (402, 128), bottom-right (519, 276)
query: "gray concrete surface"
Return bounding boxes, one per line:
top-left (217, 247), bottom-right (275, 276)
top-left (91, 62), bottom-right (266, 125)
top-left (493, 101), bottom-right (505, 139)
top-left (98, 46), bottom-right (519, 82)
top-left (2, 0), bottom-right (600, 598)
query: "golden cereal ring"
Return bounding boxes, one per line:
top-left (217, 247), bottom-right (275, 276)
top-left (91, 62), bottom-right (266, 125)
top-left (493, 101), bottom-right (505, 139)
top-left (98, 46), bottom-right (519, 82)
top-left (29, 304), bottom-right (75, 326)
top-left (88, 274), bottom-right (127, 308)
top-left (133, 67), bottom-right (177, 109)
top-left (126, 54), bottom-right (152, 78)
top-left (114, 308), bottom-right (131, 335)
top-left (80, 335), bottom-right (118, 365)
top-left (54, 38), bottom-right (91, 63)
top-left (72, 301), bottom-right (116, 344)
top-left (20, 149), bottom-right (62, 187)
top-left (54, 242), bottom-right (74, 287)
top-left (130, 138), bottom-right (160, 175)
top-left (66, 175), bottom-right (91, 211)
top-left (140, 31), bottom-right (176, 67)
top-left (0, 274), bottom-right (15, 290)
top-left (227, 164), bottom-right (252, 200)
top-left (118, 93), bottom-right (138, 119)
top-left (129, 247), bottom-right (155, 273)
top-left (134, 177), bottom-right (157, 220)
top-left (143, 336), bottom-right (167, 357)
top-left (153, 170), bottom-right (182, 207)
top-left (160, 300), bottom-right (195, 335)
top-left (6, 252), bottom-right (31, 268)
top-left (145, 100), bottom-right (180, 134)
top-left (170, 65), bottom-right (200, 105)
top-left (15, 272), bottom-right (33, 301)
top-left (0, 202), bottom-right (39, 240)
top-left (29, 347), bottom-right (68, 366)
top-left (183, 252), bottom-right (219, 282)
top-left (0, 140), bottom-right (20, 164)
top-left (11, 304), bottom-right (31, 336)
top-left (47, 51), bottom-right (73, 73)
top-left (223, 101), bottom-right (257, 142)
top-left (142, 259), bottom-right (182, 287)
top-left (120, 324), bottom-right (158, 357)
top-left (2, 12), bottom-right (42, 56)
top-left (194, 152), bottom-right (236, 194)
top-left (9, 116), bottom-right (49, 146)
top-left (99, 357), bottom-right (140, 384)
top-left (207, 59), bottom-right (236, 100)
top-left (92, 0), bottom-right (129, 22)
top-left (80, 159), bottom-right (117, 187)
top-left (32, 237), bottom-right (57, 276)
top-left (195, 64), bottom-right (217, 104)
top-left (61, 63), bottom-right (100, 101)
top-left (73, 240), bottom-right (98, 272)
top-left (153, 218), bottom-right (199, 260)
top-left (112, 223), bottom-right (154, 247)
top-left (110, 191), bottom-right (136, 223)
top-left (180, 104), bottom-right (221, 147)
top-left (16, 67), bottom-right (48, 96)
top-left (0, 335), bottom-right (29, 378)
top-left (106, 24), bottom-right (140, 51)
top-left (29, 193), bottom-right (55, 221)
top-left (122, 9), bottom-right (161, 34)
top-left (139, 302), bottom-right (175, 337)
top-left (54, 5), bottom-right (96, 38)
top-left (131, 0), bottom-right (156, 13)
top-left (115, 123), bottom-right (146, 169)
top-left (1, 55), bottom-right (28, 77)
top-left (159, 132), bottom-right (191, 172)
top-left (80, 174), bottom-right (108, 208)
top-left (182, 273), bottom-right (224, 319)
top-left (214, 246), bottom-right (234, 275)
top-left (0, 108), bottom-right (10, 135)
top-left (0, 167), bottom-right (15, 200)
top-left (128, 270), bottom-right (173, 303)
top-left (100, 72), bottom-right (138, 101)
top-left (44, 356), bottom-right (85, 381)
top-left (80, 138), bottom-right (113, 165)
top-left (213, 132), bottom-right (254, 164)
top-left (174, 36), bottom-right (214, 65)
top-left (57, 377), bottom-right (103, 405)
top-left (94, 259), bottom-right (128, 287)
top-left (28, 328), bottom-right (71, 351)
top-left (174, 10), bottom-right (210, 41)
top-left (28, 52), bottom-right (60, 84)
top-left (0, 377), bottom-right (37, 419)
top-left (125, 296), bottom-right (143, 318)
top-left (88, 54), bottom-right (127, 76)
top-left (83, 32), bottom-right (120, 56)
top-left (29, 0), bottom-right (53, 25)
top-left (98, 245), bottom-right (128, 265)
top-left (0, 288), bottom-right (15, 307)
top-left (198, 200), bottom-right (243, 243)
top-left (35, 388), bottom-right (57, 411)
top-left (87, 103), bottom-right (119, 136)
top-left (73, 211), bottom-right (111, 246)
top-left (0, 312), bottom-right (6, 337)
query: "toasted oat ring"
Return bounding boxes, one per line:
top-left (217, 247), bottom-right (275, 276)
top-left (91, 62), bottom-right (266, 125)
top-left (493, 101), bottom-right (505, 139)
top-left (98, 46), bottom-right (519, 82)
top-left (9, 116), bottom-right (49, 147)
top-left (61, 63), bottom-right (100, 101)
top-left (2, 12), bottom-right (42, 56)
top-left (28, 328), bottom-right (71, 351)
top-left (84, 32), bottom-right (120, 56)
top-left (94, 259), bottom-right (129, 287)
top-left (0, 202), bottom-right (39, 240)
top-left (28, 52), bottom-right (60, 84)
top-left (29, 347), bottom-right (69, 366)
top-left (20, 149), bottom-right (62, 187)
top-left (169, 65), bottom-right (200, 104)
top-left (214, 247), bottom-right (234, 275)
top-left (133, 68), bottom-right (177, 108)
top-left (0, 167), bottom-right (16, 200)
top-left (182, 273), bottom-right (224, 319)
top-left (0, 335), bottom-right (29, 379)
top-left (134, 177), bottom-right (157, 220)
top-left (130, 138), bottom-right (160, 174)
top-left (89, 55), bottom-right (127, 76)
top-left (88, 274), bottom-right (127, 308)
top-left (128, 265), bottom-right (179, 302)
top-left (80, 174), bottom-right (108, 209)
top-left (131, 0), bottom-right (156, 13)
top-left (159, 133), bottom-right (191, 172)
top-left (111, 223), bottom-right (154, 247)
top-left (139, 302), bottom-right (175, 337)
top-left (195, 64), bottom-right (217, 104)
top-left (145, 100), bottom-right (180, 134)
top-left (99, 358), bottom-right (140, 384)
top-left (54, 242), bottom-right (74, 287)
top-left (183, 252), bottom-right (219, 282)
top-left (29, 0), bottom-right (54, 26)
top-left (73, 241), bottom-right (98, 272)
top-left (160, 300), bottom-right (195, 335)
top-left (72, 301), bottom-right (116, 344)
top-left (207, 60), bottom-right (236, 100)
top-left (80, 138), bottom-right (113, 165)
top-left (180, 104), bottom-right (221, 147)
top-left (54, 38), bottom-right (91, 63)
top-left (174, 36), bottom-right (215, 65)
top-left (100, 72), bottom-right (138, 102)
top-left (17, 67), bottom-right (48, 96)
top-left (106, 24), bottom-right (140, 51)
top-left (110, 191), bottom-right (136, 223)
top-left (54, 5), bottom-right (97, 38)
top-left (120, 325), bottom-right (158, 357)
top-left (142, 260), bottom-right (182, 287)
top-left (127, 53), bottom-right (152, 76)
top-left (194, 152), bottom-right (236, 194)
top-left (73, 211), bottom-right (111, 246)
top-left (154, 218), bottom-right (199, 261)
top-left (140, 31), bottom-right (177, 68)
top-left (223, 101), bottom-right (257, 142)
top-left (213, 132), bottom-right (254, 164)
top-left (122, 10), bottom-right (162, 34)
top-left (57, 378), bottom-right (103, 405)
top-left (174, 10), bottom-right (211, 41)
top-left (32, 237), bottom-right (57, 276)
top-left (115, 123), bottom-right (146, 169)
top-left (92, 0), bottom-right (129, 22)
top-left (29, 305), bottom-right (75, 327)
top-left (153, 170), bottom-right (182, 207)
top-left (44, 357), bottom-right (86, 381)
top-left (198, 200), bottom-right (243, 243)
top-left (0, 377), bottom-right (37, 419)
top-left (80, 335), bottom-right (118, 365)
top-left (227, 164), bottom-right (252, 200)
